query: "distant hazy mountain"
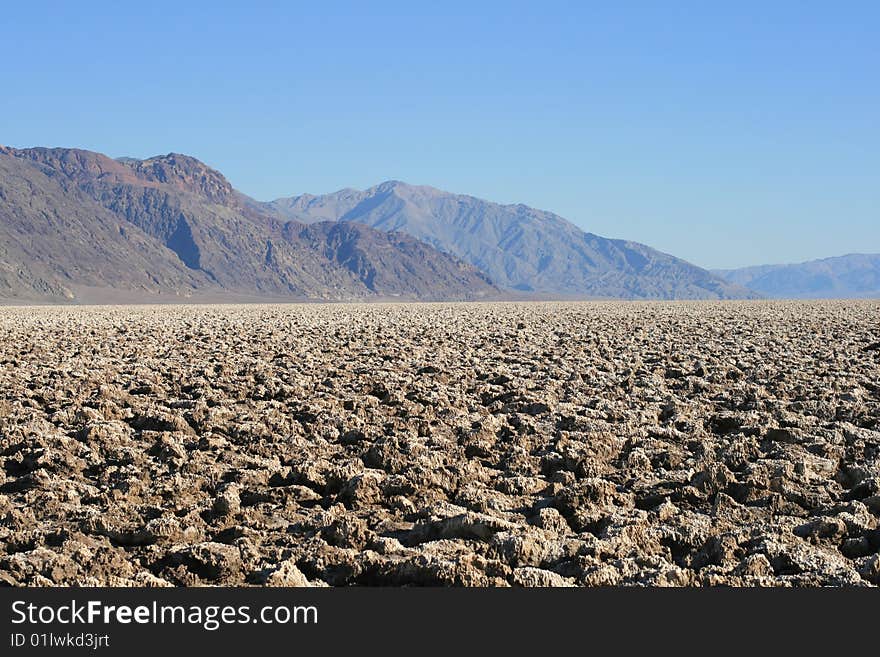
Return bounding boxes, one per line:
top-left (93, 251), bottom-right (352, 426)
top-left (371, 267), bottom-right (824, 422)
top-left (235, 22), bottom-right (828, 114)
top-left (713, 254), bottom-right (880, 299)
top-left (268, 181), bottom-right (758, 300)
top-left (0, 147), bottom-right (498, 303)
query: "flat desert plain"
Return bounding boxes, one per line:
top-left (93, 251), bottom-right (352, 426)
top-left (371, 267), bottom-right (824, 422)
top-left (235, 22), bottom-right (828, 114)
top-left (1, 301), bottom-right (878, 587)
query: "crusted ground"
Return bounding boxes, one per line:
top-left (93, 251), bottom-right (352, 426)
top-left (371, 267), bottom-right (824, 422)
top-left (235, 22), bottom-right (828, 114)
top-left (1, 301), bottom-right (878, 587)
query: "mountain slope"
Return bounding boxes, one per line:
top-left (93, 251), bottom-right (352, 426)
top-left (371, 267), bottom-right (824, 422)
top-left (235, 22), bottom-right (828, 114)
top-left (0, 147), bottom-right (211, 301)
top-left (0, 148), bottom-right (498, 302)
top-left (268, 181), bottom-right (758, 300)
top-left (294, 221), bottom-right (495, 298)
top-left (713, 254), bottom-right (880, 299)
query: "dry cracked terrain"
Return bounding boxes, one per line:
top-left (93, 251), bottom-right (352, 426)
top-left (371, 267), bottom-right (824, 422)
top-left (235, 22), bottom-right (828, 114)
top-left (1, 301), bottom-right (879, 587)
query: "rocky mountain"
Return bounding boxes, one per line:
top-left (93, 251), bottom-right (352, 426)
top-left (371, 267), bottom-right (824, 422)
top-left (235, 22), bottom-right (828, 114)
top-left (713, 254), bottom-right (880, 299)
top-left (0, 147), bottom-right (497, 303)
top-left (267, 181), bottom-right (758, 300)
top-left (0, 147), bottom-right (208, 302)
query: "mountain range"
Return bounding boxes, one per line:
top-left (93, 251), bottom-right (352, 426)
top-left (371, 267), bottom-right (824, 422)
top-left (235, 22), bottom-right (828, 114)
top-left (266, 181), bottom-right (756, 300)
top-left (0, 147), bottom-right (496, 303)
top-left (714, 254), bottom-right (880, 299)
top-left (3, 144), bottom-right (846, 304)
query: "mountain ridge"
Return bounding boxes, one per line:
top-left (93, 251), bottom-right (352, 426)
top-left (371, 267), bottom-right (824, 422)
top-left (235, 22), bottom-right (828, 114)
top-left (714, 253), bottom-right (880, 299)
top-left (267, 180), bottom-right (759, 300)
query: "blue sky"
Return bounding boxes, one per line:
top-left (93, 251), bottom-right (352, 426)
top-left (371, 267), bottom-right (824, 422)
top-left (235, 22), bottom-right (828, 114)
top-left (2, 1), bottom-right (877, 269)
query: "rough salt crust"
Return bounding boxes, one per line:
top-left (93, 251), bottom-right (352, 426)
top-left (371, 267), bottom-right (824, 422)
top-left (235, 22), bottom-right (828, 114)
top-left (0, 301), bottom-right (878, 586)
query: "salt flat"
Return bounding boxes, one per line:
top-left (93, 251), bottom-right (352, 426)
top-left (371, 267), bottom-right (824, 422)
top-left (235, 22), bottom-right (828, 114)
top-left (1, 301), bottom-right (878, 586)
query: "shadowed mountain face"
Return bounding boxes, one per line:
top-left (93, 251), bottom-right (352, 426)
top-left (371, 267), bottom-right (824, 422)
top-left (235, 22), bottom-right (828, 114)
top-left (714, 254), bottom-right (880, 299)
top-left (0, 148), bottom-right (498, 302)
top-left (268, 181), bottom-right (759, 300)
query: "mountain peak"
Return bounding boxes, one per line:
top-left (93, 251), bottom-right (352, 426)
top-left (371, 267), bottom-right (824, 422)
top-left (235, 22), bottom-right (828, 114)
top-left (372, 179), bottom-right (413, 193)
top-left (9, 147), bottom-right (236, 205)
top-left (129, 153), bottom-right (234, 204)
top-left (370, 180), bottom-right (448, 201)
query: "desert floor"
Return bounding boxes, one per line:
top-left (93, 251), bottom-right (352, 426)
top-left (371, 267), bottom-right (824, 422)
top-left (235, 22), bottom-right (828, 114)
top-left (1, 301), bottom-right (878, 586)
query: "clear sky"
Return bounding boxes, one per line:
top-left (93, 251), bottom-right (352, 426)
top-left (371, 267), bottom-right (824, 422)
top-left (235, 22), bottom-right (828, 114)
top-left (2, 1), bottom-right (877, 269)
